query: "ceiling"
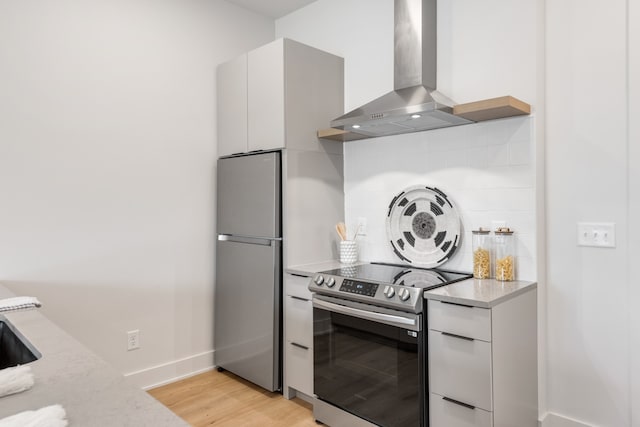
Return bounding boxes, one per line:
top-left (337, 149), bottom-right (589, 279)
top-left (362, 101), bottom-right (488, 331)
top-left (225, 0), bottom-right (318, 19)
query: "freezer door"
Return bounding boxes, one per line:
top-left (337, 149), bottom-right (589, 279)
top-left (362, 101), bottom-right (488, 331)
top-left (214, 237), bottom-right (281, 392)
top-left (217, 152), bottom-right (281, 238)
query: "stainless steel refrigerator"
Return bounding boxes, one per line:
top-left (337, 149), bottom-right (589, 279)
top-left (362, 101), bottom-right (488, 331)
top-left (214, 151), bottom-right (282, 392)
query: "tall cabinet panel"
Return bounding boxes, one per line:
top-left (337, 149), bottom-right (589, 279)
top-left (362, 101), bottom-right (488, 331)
top-left (217, 54), bottom-right (247, 157)
top-left (284, 40), bottom-right (343, 155)
top-left (248, 40), bottom-right (286, 152)
top-left (283, 150), bottom-right (343, 266)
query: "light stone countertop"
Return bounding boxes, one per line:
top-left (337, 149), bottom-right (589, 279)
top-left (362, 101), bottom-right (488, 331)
top-left (0, 285), bottom-right (188, 426)
top-left (423, 278), bottom-right (537, 308)
top-left (287, 260), bottom-right (537, 309)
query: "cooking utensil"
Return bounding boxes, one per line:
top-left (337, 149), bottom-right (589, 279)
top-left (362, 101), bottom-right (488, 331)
top-left (335, 222), bottom-right (347, 241)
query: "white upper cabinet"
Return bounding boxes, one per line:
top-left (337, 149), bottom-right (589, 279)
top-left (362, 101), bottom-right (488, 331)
top-left (217, 39), bottom-right (344, 157)
top-left (248, 40), bottom-right (286, 152)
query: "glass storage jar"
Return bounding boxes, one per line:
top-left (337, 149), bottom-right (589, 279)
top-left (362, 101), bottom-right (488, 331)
top-left (494, 227), bottom-right (516, 281)
top-left (472, 228), bottom-right (492, 279)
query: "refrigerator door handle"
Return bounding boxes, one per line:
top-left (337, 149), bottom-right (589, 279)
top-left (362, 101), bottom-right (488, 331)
top-left (218, 234), bottom-right (282, 247)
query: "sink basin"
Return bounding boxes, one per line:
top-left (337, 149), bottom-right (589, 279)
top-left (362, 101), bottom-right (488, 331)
top-left (0, 316), bottom-right (41, 369)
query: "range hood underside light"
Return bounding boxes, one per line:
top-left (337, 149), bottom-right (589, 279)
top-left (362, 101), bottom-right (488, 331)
top-left (331, 86), bottom-right (473, 137)
top-left (340, 108), bottom-right (472, 137)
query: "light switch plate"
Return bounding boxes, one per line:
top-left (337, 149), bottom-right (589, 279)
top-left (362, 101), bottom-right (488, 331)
top-left (577, 222), bottom-right (616, 248)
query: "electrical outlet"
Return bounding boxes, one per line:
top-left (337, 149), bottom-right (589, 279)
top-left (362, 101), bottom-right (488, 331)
top-left (127, 330), bottom-right (140, 351)
top-left (356, 217), bottom-right (367, 236)
top-left (577, 222), bottom-right (616, 248)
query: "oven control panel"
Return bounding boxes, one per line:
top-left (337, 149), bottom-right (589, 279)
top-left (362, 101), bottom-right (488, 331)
top-left (308, 273), bottom-right (422, 312)
top-left (339, 279), bottom-right (379, 297)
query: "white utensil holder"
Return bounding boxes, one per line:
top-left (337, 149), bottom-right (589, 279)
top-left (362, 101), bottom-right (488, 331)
top-left (339, 240), bottom-right (358, 264)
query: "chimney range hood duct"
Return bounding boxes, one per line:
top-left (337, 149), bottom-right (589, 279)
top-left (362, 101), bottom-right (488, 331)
top-left (330, 0), bottom-right (472, 138)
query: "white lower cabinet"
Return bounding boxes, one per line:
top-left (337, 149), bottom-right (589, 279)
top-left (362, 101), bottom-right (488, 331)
top-left (285, 341), bottom-right (313, 395)
top-left (283, 273), bottom-right (314, 398)
top-left (427, 288), bottom-right (538, 427)
top-left (430, 393), bottom-right (493, 427)
top-left (429, 330), bottom-right (492, 411)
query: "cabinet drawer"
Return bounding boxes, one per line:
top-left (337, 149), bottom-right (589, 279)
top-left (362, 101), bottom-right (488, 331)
top-left (285, 341), bottom-right (313, 396)
top-left (429, 330), bottom-right (493, 411)
top-left (285, 273), bottom-right (313, 300)
top-left (429, 393), bottom-right (493, 427)
top-left (285, 295), bottom-right (313, 346)
top-left (428, 300), bottom-right (491, 342)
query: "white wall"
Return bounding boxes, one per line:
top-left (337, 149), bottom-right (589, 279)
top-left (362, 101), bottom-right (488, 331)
top-left (0, 0), bottom-right (274, 388)
top-left (278, 0), bottom-right (539, 111)
top-left (546, 0), bottom-right (630, 425)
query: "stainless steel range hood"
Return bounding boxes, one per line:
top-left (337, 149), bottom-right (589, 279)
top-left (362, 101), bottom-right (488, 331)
top-left (330, 0), bottom-right (472, 138)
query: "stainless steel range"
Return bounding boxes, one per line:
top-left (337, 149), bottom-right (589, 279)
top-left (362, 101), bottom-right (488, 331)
top-left (309, 262), bottom-right (471, 427)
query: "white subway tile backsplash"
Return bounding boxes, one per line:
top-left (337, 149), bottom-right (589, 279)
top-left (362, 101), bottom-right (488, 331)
top-left (443, 150), bottom-right (469, 168)
top-left (515, 232), bottom-right (536, 259)
top-left (507, 117), bottom-right (533, 142)
top-left (510, 139), bottom-right (533, 165)
top-left (344, 116), bottom-right (537, 279)
top-left (514, 256), bottom-right (536, 281)
top-left (504, 164), bottom-right (535, 188)
top-left (482, 116), bottom-right (532, 146)
top-left (487, 143), bottom-right (510, 167)
top-left (467, 147), bottom-right (489, 169)
top-left (428, 123), bottom-right (479, 151)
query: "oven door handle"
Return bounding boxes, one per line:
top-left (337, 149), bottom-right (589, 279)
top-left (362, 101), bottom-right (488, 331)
top-left (313, 298), bottom-right (421, 331)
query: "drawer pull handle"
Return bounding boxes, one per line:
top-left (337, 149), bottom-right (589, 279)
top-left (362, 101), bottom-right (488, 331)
top-left (289, 273), bottom-right (310, 278)
top-left (442, 396), bottom-right (475, 410)
top-left (441, 301), bottom-right (474, 308)
top-left (291, 342), bottom-right (309, 350)
top-left (290, 295), bottom-right (310, 302)
top-left (441, 331), bottom-right (474, 341)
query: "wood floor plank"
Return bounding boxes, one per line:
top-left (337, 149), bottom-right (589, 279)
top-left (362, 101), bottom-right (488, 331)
top-left (148, 370), bottom-right (318, 427)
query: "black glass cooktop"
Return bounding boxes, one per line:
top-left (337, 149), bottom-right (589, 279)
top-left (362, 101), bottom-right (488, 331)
top-left (319, 262), bottom-right (472, 291)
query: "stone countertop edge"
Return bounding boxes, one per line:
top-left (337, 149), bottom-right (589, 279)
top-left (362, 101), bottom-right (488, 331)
top-left (423, 278), bottom-right (538, 308)
top-left (286, 260), bottom-right (366, 276)
top-left (0, 284), bottom-right (189, 426)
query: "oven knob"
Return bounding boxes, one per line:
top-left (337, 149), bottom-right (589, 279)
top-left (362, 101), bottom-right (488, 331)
top-left (398, 288), bottom-right (411, 301)
top-left (314, 275), bottom-right (324, 286)
top-left (383, 285), bottom-right (395, 298)
top-left (326, 277), bottom-right (336, 288)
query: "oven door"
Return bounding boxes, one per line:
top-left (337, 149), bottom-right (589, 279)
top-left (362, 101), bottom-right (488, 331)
top-left (312, 295), bottom-right (424, 427)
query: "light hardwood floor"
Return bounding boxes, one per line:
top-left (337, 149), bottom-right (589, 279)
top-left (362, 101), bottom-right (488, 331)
top-left (148, 370), bottom-right (319, 427)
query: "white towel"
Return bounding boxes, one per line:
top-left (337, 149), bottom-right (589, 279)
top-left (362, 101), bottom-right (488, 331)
top-left (0, 365), bottom-right (34, 398)
top-left (0, 297), bottom-right (41, 313)
top-left (0, 405), bottom-right (68, 427)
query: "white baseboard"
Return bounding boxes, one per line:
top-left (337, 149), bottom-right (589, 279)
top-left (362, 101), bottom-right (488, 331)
top-left (124, 350), bottom-right (215, 390)
top-left (540, 412), bottom-right (593, 427)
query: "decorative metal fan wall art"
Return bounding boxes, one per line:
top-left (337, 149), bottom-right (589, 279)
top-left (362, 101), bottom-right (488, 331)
top-left (386, 185), bottom-right (461, 268)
